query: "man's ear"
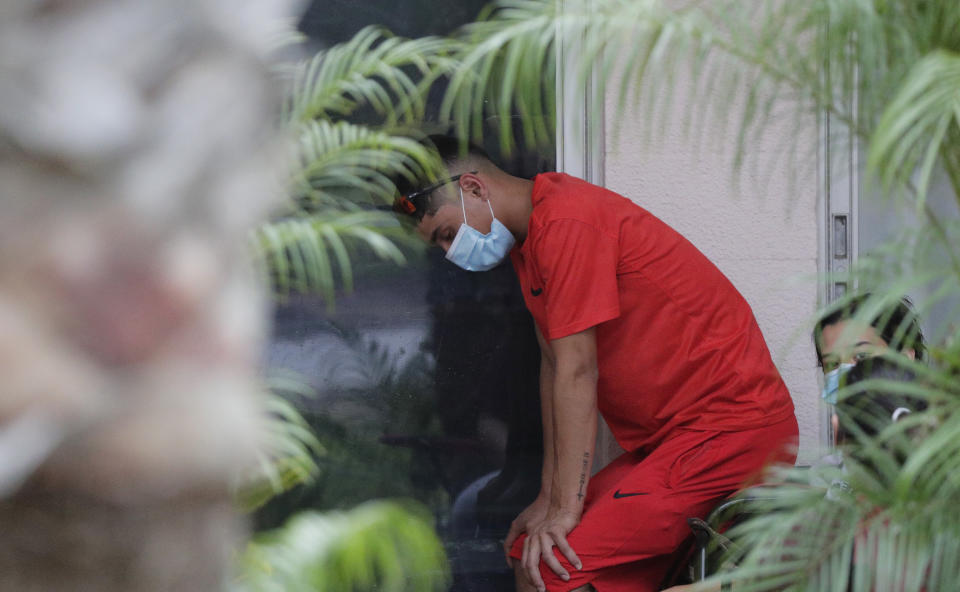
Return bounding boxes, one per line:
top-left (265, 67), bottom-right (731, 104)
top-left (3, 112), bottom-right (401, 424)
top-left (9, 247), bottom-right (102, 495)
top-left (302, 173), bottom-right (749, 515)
top-left (459, 172), bottom-right (485, 200)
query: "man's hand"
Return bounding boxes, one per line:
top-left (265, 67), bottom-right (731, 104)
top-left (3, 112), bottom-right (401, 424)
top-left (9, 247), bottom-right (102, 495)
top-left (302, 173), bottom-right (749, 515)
top-left (504, 495), bottom-right (550, 567)
top-left (521, 509), bottom-right (582, 591)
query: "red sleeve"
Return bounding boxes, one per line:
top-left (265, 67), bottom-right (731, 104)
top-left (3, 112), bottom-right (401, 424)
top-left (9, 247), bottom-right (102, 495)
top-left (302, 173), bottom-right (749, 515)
top-left (532, 218), bottom-right (620, 340)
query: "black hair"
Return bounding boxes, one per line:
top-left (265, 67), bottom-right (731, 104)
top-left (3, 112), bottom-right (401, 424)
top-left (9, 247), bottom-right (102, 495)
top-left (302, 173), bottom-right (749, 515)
top-left (813, 293), bottom-right (926, 366)
top-left (835, 358), bottom-right (926, 445)
top-left (392, 135), bottom-right (492, 221)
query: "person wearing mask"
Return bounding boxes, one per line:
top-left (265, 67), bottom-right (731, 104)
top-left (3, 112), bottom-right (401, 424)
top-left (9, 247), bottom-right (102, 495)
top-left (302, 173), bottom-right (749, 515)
top-left (814, 294), bottom-right (925, 406)
top-left (662, 356), bottom-right (932, 592)
top-left (393, 136), bottom-right (797, 592)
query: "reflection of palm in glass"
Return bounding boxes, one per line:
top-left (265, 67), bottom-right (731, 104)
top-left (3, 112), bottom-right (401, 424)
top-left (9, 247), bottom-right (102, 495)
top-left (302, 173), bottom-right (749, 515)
top-left (427, 252), bottom-right (543, 526)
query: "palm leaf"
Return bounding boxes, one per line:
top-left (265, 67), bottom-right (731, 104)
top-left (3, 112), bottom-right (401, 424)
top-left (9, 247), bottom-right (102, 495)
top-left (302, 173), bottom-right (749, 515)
top-left (868, 50), bottom-right (960, 207)
top-left (285, 26), bottom-right (459, 125)
top-left (444, 0), bottom-right (960, 195)
top-left (236, 501), bottom-right (450, 592)
top-left (252, 210), bottom-right (417, 308)
top-left (290, 121), bottom-right (442, 209)
top-left (234, 375), bottom-right (325, 512)
top-left (255, 23), bottom-right (456, 307)
top-left (709, 365), bottom-right (960, 591)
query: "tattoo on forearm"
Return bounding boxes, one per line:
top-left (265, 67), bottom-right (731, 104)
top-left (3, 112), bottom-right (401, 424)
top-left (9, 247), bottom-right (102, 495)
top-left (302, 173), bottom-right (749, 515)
top-left (577, 452), bottom-right (590, 501)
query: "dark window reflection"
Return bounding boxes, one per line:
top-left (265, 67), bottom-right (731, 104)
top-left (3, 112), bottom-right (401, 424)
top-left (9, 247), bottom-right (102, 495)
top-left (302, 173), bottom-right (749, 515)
top-left (259, 2), bottom-right (555, 590)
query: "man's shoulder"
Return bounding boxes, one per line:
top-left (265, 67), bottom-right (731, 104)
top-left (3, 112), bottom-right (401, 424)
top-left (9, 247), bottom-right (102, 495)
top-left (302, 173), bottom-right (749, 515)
top-left (533, 172), bottom-right (620, 202)
top-left (531, 173), bottom-right (638, 228)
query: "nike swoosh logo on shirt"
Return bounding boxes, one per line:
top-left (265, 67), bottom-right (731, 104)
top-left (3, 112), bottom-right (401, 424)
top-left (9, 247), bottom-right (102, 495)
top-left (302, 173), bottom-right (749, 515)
top-left (531, 287), bottom-right (543, 296)
top-left (613, 489), bottom-right (649, 499)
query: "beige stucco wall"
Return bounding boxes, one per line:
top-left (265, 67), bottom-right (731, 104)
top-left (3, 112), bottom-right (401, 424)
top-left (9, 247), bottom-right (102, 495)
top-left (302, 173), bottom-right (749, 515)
top-left (600, 93), bottom-right (824, 464)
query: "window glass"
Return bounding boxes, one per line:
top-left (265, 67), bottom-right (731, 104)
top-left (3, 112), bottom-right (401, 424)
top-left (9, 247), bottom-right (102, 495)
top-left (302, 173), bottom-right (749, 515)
top-left (858, 171), bottom-right (959, 342)
top-left (260, 3), bottom-right (555, 590)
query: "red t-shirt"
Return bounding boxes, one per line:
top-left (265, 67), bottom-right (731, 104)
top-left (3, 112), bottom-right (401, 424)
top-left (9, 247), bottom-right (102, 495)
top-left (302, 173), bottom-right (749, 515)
top-left (510, 173), bottom-right (795, 452)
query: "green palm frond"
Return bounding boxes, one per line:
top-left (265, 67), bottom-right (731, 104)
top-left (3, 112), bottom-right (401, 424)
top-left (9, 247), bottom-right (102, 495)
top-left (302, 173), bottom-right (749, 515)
top-left (442, 0), bottom-right (563, 153)
top-left (235, 376), bottom-right (325, 512)
top-left (285, 25), bottom-right (460, 125)
top-left (869, 50), bottom-right (960, 205)
top-left (444, 0), bottom-right (763, 155)
top-left (291, 120), bottom-right (442, 208)
top-left (236, 501), bottom-right (450, 592)
top-left (317, 326), bottom-right (409, 391)
top-left (253, 209), bottom-right (416, 307)
top-left (709, 359), bottom-right (960, 592)
top-left (254, 23), bottom-right (459, 307)
top-left (446, 0), bottom-right (856, 163)
top-left (445, 0), bottom-right (960, 202)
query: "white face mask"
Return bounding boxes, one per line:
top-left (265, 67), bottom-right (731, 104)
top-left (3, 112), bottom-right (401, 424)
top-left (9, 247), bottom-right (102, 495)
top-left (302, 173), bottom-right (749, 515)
top-left (445, 186), bottom-right (515, 271)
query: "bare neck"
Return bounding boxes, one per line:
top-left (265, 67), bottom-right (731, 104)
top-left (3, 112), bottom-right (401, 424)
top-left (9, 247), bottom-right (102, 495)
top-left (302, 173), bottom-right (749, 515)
top-left (490, 174), bottom-right (535, 243)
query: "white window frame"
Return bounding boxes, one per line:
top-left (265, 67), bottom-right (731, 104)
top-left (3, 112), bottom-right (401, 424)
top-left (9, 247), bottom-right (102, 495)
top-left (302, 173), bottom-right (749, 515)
top-left (555, 0), bottom-right (605, 185)
top-left (818, 76), bottom-right (859, 447)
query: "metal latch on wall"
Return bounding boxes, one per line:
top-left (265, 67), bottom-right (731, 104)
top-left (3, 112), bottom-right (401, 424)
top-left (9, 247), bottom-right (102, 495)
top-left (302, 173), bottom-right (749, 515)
top-left (832, 214), bottom-right (848, 300)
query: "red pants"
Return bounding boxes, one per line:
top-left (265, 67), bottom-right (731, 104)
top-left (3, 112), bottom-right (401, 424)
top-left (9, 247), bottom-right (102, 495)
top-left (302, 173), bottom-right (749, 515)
top-left (510, 415), bottom-right (798, 591)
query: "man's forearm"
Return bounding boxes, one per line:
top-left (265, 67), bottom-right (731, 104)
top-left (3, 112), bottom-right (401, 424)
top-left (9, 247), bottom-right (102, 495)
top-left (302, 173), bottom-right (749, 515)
top-left (538, 353), bottom-right (556, 497)
top-left (536, 327), bottom-right (600, 515)
top-left (518, 328), bottom-right (599, 586)
top-left (549, 364), bottom-right (598, 514)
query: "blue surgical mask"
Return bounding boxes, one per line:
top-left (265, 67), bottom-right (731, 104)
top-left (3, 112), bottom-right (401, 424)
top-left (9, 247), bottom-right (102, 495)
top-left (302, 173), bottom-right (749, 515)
top-left (445, 186), bottom-right (515, 271)
top-left (821, 363), bottom-right (855, 405)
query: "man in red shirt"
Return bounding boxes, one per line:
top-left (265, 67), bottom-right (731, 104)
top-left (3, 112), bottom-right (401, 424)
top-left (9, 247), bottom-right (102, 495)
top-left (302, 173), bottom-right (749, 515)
top-left (395, 136), bottom-right (798, 592)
